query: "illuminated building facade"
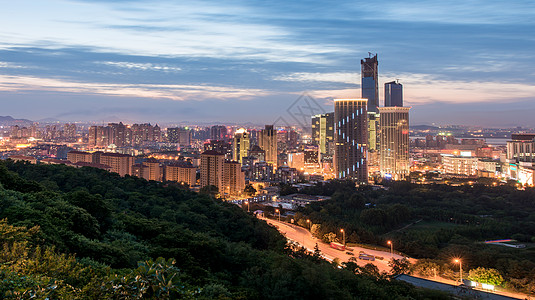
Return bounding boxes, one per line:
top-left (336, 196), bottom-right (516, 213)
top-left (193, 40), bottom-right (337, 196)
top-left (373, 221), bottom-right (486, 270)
top-left (223, 161), bottom-right (245, 196)
top-left (232, 128), bottom-right (250, 164)
top-left (165, 164), bottom-right (197, 186)
top-left (200, 150), bottom-right (225, 191)
top-left (334, 98), bottom-right (368, 182)
top-left (312, 112), bottom-right (334, 158)
top-left (259, 125), bottom-right (278, 168)
top-left (378, 107), bottom-right (410, 179)
top-left (361, 54), bottom-right (379, 152)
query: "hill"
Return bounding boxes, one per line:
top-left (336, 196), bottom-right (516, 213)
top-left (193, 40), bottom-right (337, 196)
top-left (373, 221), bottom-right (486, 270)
top-left (0, 161), bottom-right (450, 299)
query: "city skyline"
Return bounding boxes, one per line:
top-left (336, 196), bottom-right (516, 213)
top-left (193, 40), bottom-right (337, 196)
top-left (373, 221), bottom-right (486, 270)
top-left (1, 1), bottom-right (534, 127)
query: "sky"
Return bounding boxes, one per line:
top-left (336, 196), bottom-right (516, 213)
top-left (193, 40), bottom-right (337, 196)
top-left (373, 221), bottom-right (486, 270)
top-left (0, 0), bottom-right (534, 127)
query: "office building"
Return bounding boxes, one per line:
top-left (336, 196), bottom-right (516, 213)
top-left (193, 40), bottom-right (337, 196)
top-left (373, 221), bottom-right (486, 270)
top-left (361, 54), bottom-right (379, 113)
top-left (200, 150), bottom-right (225, 191)
top-left (98, 152), bottom-right (134, 176)
top-left (232, 128), bottom-right (250, 164)
top-left (361, 54), bottom-right (380, 152)
top-left (312, 112), bottom-right (335, 158)
top-left (334, 98), bottom-right (368, 182)
top-left (507, 133), bottom-right (535, 164)
top-left (378, 107), bottom-right (410, 179)
top-left (385, 81), bottom-right (403, 107)
top-left (259, 125), bottom-right (278, 168)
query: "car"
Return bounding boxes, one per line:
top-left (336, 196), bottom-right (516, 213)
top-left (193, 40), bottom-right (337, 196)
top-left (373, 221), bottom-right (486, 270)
top-left (346, 251), bottom-right (353, 255)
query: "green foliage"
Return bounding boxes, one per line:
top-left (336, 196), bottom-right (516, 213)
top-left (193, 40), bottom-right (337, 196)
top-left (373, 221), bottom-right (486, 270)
top-left (388, 258), bottom-right (411, 276)
top-left (243, 184), bottom-right (257, 197)
top-left (0, 161), bottom-right (460, 299)
top-left (468, 267), bottom-right (504, 286)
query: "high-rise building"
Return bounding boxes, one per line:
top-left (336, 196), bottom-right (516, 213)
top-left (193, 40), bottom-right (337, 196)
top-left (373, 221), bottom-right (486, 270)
top-left (167, 127), bottom-right (180, 143)
top-left (223, 161), bottom-right (245, 196)
top-left (312, 113), bottom-right (334, 158)
top-left (232, 128), bottom-right (250, 164)
top-left (200, 150), bottom-right (225, 191)
top-left (334, 98), bottom-right (368, 182)
top-left (259, 125), bottom-right (277, 168)
top-left (210, 125), bottom-right (228, 141)
top-left (361, 54), bottom-right (378, 113)
top-left (361, 54), bottom-right (380, 152)
top-left (385, 81), bottom-right (403, 107)
top-left (378, 107), bottom-right (410, 180)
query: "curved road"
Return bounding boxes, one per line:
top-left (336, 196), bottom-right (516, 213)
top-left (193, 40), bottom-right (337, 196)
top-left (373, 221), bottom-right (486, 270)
top-left (262, 217), bottom-right (409, 273)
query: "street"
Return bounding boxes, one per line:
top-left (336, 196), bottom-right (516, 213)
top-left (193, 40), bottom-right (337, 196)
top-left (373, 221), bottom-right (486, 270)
top-left (262, 217), bottom-right (405, 273)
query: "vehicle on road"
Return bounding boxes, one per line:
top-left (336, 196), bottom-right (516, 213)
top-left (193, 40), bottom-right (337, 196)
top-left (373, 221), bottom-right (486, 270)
top-left (330, 242), bottom-right (346, 251)
top-left (358, 253), bottom-right (375, 261)
top-left (346, 251), bottom-right (353, 255)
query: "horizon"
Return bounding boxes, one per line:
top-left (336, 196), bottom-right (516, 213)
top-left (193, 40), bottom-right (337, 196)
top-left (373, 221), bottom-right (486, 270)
top-left (1, 1), bottom-right (534, 127)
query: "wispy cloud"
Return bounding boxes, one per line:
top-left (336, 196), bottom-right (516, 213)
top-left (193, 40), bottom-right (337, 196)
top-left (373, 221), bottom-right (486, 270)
top-left (273, 72), bottom-right (358, 85)
top-left (0, 74), bottom-right (271, 101)
top-left (97, 61), bottom-right (182, 72)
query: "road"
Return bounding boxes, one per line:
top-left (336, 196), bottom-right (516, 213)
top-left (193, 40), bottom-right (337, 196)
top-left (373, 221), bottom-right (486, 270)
top-left (262, 217), bottom-right (407, 273)
top-left (262, 217), bottom-right (530, 299)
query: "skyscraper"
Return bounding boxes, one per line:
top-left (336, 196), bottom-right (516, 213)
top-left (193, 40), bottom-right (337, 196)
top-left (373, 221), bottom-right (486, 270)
top-left (334, 99), bottom-right (368, 183)
top-left (232, 128), bottom-right (250, 164)
top-left (200, 150), bottom-right (225, 191)
top-left (378, 107), bottom-right (410, 180)
top-left (361, 54), bottom-right (378, 113)
top-left (361, 54), bottom-right (380, 152)
top-left (210, 125), bottom-right (228, 141)
top-left (385, 81), bottom-right (403, 107)
top-left (259, 125), bottom-right (278, 168)
top-left (312, 112), bottom-right (335, 158)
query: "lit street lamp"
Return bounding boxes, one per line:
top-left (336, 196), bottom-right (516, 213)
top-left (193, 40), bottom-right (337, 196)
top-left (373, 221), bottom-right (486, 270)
top-left (245, 201), bottom-right (249, 212)
top-left (340, 228), bottom-right (345, 247)
top-left (387, 240), bottom-right (393, 258)
top-left (306, 219), bottom-right (310, 230)
top-left (454, 259), bottom-right (463, 284)
top-left (275, 209), bottom-right (280, 222)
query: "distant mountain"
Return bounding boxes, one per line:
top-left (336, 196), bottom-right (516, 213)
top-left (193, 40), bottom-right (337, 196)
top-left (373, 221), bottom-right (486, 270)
top-left (0, 116), bottom-right (33, 125)
top-left (37, 117), bottom-right (63, 123)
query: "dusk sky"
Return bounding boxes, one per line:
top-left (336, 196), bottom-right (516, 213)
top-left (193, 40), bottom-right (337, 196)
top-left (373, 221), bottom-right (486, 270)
top-left (1, 1), bottom-right (534, 127)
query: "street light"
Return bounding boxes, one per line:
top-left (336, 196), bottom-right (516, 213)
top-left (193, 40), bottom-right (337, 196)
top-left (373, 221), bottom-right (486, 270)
top-left (387, 240), bottom-right (393, 258)
top-left (306, 219), bottom-right (310, 230)
top-left (454, 259), bottom-right (463, 284)
top-left (245, 201), bottom-right (249, 212)
top-left (340, 228), bottom-right (345, 247)
top-left (275, 209), bottom-right (280, 221)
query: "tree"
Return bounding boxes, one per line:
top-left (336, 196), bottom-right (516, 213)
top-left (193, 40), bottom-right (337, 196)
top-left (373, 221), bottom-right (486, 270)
top-left (322, 232), bottom-right (336, 243)
top-left (468, 267), bottom-right (504, 286)
top-left (412, 259), bottom-right (441, 278)
top-left (199, 185), bottom-right (219, 197)
top-left (243, 184), bottom-right (257, 197)
top-left (389, 258), bottom-right (411, 276)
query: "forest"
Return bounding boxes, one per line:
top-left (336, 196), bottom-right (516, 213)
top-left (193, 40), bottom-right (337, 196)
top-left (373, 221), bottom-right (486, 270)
top-left (287, 180), bottom-right (535, 294)
top-left (0, 160), bottom-right (450, 299)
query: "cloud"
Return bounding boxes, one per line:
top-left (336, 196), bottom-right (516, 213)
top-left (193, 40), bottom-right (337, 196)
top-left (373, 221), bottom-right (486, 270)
top-left (97, 61), bottom-right (182, 72)
top-left (273, 72), bottom-right (359, 85)
top-left (0, 74), bottom-right (271, 101)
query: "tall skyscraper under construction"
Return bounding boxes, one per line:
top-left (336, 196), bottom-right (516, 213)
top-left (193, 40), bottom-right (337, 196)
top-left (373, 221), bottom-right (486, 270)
top-left (361, 53), bottom-right (380, 152)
